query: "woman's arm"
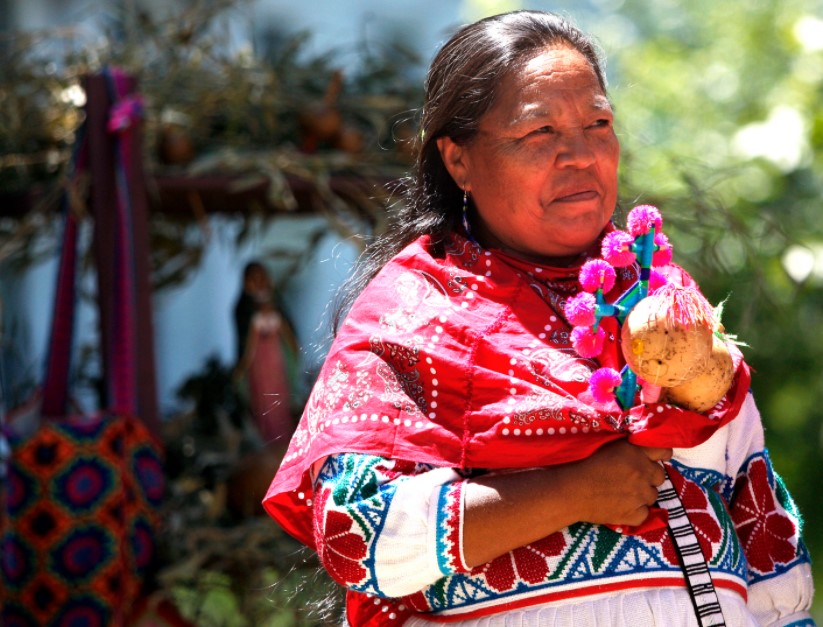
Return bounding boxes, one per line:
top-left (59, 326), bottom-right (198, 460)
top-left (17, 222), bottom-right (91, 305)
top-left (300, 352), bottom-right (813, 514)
top-left (312, 441), bottom-right (671, 597)
top-left (462, 438), bottom-right (671, 566)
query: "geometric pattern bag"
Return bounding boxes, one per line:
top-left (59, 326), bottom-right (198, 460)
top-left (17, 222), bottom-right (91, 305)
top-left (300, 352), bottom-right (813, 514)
top-left (2, 414), bottom-right (165, 625)
top-left (1, 68), bottom-right (165, 626)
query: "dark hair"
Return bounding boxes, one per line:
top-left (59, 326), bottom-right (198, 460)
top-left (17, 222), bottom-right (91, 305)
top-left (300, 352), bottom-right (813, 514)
top-left (243, 260), bottom-right (267, 281)
top-left (334, 11), bottom-right (607, 329)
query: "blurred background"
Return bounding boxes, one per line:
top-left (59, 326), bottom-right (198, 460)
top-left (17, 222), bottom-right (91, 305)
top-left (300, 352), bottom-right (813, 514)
top-left (1, 0), bottom-right (821, 624)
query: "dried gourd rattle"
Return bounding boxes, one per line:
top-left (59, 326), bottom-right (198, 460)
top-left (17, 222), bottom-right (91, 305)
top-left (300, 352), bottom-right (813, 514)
top-left (564, 205), bottom-right (737, 412)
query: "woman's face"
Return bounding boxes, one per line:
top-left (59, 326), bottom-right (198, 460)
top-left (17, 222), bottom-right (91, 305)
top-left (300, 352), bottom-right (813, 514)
top-left (438, 46), bottom-right (620, 264)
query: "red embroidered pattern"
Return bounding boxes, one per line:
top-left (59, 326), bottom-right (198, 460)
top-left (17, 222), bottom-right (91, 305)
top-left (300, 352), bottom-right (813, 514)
top-left (437, 481), bottom-right (467, 574)
top-left (471, 532), bottom-right (567, 591)
top-left (731, 456), bottom-right (798, 575)
top-left (639, 465), bottom-right (722, 565)
top-left (313, 487), bottom-right (368, 586)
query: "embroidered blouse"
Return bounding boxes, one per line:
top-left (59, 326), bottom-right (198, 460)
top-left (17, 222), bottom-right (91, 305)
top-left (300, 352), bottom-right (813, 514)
top-left (263, 231), bottom-right (815, 625)
top-left (312, 397), bottom-right (814, 625)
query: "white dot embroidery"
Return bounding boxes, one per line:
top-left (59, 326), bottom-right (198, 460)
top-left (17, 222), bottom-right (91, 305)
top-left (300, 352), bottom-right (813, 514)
top-left (550, 316), bottom-right (558, 323)
top-left (432, 390), bottom-right (439, 397)
top-left (436, 326), bottom-right (444, 334)
top-left (382, 416), bottom-right (390, 423)
top-left (429, 412), bottom-right (437, 419)
top-left (503, 416), bottom-right (511, 424)
top-left (502, 428), bottom-right (510, 436)
top-left (431, 401), bottom-right (438, 409)
top-left (536, 428), bottom-right (544, 435)
top-left (513, 429), bottom-right (521, 436)
top-left (525, 429), bottom-right (533, 436)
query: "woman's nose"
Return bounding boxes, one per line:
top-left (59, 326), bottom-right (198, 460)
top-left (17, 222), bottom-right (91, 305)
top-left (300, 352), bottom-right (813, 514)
top-left (556, 132), bottom-right (596, 169)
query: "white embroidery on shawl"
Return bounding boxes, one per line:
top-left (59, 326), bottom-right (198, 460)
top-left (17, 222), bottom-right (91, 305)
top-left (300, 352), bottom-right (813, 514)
top-left (529, 346), bottom-right (595, 385)
top-left (379, 270), bottom-right (451, 333)
top-left (510, 389), bottom-right (601, 429)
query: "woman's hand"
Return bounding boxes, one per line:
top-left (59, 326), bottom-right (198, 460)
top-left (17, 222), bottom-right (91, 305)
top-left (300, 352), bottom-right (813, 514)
top-left (462, 439), bottom-right (671, 567)
top-left (571, 438), bottom-right (671, 527)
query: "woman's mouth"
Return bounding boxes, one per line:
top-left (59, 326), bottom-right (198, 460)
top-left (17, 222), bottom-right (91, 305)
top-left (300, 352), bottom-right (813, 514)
top-left (555, 190), bottom-right (598, 203)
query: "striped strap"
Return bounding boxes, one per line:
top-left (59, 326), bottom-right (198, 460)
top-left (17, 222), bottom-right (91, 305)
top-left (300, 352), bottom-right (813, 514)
top-left (41, 123), bottom-right (88, 418)
top-left (657, 469), bottom-right (726, 626)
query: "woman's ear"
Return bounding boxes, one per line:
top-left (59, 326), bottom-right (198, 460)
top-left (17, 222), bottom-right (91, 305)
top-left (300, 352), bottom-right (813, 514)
top-left (436, 136), bottom-right (470, 190)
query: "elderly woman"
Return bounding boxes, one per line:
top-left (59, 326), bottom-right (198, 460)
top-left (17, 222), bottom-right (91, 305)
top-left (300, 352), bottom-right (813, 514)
top-left (264, 11), bottom-right (815, 626)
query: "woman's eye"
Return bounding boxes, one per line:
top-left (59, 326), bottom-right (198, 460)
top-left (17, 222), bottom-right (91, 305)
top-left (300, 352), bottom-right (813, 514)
top-left (588, 118), bottom-right (612, 129)
top-left (530, 126), bottom-right (555, 136)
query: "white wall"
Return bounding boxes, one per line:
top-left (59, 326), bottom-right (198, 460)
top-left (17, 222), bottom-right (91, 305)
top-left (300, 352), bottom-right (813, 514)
top-left (1, 213), bottom-right (360, 417)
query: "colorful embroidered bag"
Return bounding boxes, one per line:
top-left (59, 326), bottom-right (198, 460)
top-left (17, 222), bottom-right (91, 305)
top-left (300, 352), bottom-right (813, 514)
top-left (1, 69), bottom-right (165, 626)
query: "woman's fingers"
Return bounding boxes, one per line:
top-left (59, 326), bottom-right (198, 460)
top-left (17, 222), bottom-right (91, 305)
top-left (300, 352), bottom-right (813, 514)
top-left (641, 446), bottom-right (673, 462)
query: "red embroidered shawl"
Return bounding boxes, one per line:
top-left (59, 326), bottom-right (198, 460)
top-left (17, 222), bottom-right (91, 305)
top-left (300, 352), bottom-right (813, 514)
top-left (263, 231), bottom-right (749, 548)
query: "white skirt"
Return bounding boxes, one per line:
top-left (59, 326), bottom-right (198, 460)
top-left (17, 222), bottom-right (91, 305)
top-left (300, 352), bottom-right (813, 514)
top-left (403, 588), bottom-right (758, 627)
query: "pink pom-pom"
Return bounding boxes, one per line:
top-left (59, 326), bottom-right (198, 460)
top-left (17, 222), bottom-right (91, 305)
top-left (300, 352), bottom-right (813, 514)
top-left (579, 259), bottom-right (616, 293)
top-left (627, 205), bottom-right (663, 236)
top-left (564, 292), bottom-right (597, 326)
top-left (652, 232), bottom-right (673, 266)
top-left (571, 325), bottom-right (606, 358)
top-left (601, 231), bottom-right (636, 267)
top-left (589, 367), bottom-right (622, 404)
top-left (649, 269), bottom-right (669, 291)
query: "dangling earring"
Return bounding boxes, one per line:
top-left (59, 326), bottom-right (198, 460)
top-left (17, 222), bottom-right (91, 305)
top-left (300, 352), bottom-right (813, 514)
top-left (462, 188), bottom-right (477, 244)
